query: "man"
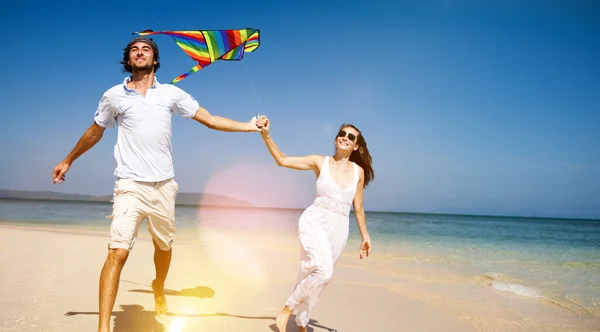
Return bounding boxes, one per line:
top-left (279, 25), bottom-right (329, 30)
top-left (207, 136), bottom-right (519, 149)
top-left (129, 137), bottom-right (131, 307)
top-left (52, 36), bottom-right (263, 332)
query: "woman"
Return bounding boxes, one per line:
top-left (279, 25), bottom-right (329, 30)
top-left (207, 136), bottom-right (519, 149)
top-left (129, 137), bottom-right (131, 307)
top-left (258, 118), bottom-right (374, 332)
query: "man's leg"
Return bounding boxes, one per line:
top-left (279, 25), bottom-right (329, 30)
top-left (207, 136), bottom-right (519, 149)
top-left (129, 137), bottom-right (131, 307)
top-left (99, 178), bottom-right (146, 331)
top-left (151, 239), bottom-right (172, 316)
top-left (98, 248), bottom-right (129, 332)
top-left (153, 238), bottom-right (172, 284)
top-left (147, 178), bottom-right (178, 316)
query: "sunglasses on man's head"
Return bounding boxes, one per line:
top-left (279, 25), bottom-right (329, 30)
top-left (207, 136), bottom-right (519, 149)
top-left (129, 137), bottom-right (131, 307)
top-left (337, 130), bottom-right (357, 142)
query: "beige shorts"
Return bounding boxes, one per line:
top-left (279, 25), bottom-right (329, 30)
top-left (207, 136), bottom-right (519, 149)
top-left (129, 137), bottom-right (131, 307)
top-left (109, 178), bottom-right (178, 251)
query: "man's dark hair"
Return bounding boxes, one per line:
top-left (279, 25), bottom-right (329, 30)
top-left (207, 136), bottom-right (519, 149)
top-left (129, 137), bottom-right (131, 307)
top-left (120, 37), bottom-right (161, 73)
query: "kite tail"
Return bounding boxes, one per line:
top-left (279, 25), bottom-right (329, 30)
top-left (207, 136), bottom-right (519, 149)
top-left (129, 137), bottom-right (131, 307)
top-left (170, 63), bottom-right (203, 84)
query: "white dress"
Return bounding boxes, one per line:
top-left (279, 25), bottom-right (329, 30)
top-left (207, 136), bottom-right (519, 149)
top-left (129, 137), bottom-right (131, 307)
top-left (285, 156), bottom-right (359, 327)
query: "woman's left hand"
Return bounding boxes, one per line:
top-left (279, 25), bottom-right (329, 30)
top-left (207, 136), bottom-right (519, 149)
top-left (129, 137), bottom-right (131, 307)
top-left (359, 238), bottom-right (371, 259)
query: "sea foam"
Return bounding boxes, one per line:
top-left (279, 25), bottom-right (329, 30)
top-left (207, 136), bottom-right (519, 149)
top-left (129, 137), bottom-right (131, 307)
top-left (484, 272), bottom-right (543, 299)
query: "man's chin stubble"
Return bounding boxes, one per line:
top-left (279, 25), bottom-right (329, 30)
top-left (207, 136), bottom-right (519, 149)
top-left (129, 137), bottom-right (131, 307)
top-left (132, 64), bottom-right (153, 75)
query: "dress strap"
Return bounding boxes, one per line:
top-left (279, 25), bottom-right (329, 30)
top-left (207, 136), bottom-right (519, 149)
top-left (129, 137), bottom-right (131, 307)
top-left (317, 156), bottom-right (330, 180)
top-left (321, 156), bottom-right (330, 175)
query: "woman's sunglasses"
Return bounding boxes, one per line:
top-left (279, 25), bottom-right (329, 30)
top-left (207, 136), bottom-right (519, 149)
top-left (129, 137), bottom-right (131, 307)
top-left (337, 130), bottom-right (357, 142)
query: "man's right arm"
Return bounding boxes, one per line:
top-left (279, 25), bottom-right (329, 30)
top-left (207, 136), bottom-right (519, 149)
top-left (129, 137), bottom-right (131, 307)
top-left (52, 122), bottom-right (105, 183)
top-left (63, 122), bottom-right (106, 165)
top-left (53, 93), bottom-right (114, 183)
top-left (66, 92), bottom-right (115, 164)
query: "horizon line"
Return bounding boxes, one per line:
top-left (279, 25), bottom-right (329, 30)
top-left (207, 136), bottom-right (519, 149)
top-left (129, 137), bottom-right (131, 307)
top-left (1, 196), bottom-right (598, 222)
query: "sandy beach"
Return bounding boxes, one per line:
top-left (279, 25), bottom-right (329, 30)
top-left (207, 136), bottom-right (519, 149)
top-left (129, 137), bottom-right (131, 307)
top-left (0, 223), bottom-right (473, 332)
top-left (0, 222), bottom-right (597, 332)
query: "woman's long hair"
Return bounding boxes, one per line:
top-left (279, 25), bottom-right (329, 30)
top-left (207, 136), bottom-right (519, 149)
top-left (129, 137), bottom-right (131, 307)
top-left (337, 124), bottom-right (374, 188)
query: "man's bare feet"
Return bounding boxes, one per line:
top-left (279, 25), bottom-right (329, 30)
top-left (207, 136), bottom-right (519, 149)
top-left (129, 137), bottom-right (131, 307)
top-left (275, 305), bottom-right (292, 332)
top-left (151, 279), bottom-right (168, 317)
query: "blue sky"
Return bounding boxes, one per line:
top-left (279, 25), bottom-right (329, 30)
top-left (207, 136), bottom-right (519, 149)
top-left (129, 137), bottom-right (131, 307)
top-left (1, 0), bottom-right (598, 219)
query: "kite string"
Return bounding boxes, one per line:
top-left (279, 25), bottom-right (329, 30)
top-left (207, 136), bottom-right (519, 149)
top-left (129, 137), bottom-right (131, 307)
top-left (242, 61), bottom-right (266, 116)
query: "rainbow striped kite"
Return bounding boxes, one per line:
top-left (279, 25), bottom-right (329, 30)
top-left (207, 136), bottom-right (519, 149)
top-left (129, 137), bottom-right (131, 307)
top-left (134, 28), bottom-right (260, 84)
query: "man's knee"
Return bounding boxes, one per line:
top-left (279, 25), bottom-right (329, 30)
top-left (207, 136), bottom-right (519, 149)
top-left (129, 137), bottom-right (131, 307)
top-left (152, 238), bottom-right (173, 252)
top-left (148, 215), bottom-right (175, 252)
top-left (107, 248), bottom-right (130, 265)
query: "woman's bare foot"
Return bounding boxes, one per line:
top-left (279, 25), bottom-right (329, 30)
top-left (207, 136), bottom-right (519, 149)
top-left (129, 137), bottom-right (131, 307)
top-left (151, 280), bottom-right (168, 317)
top-left (298, 326), bottom-right (307, 332)
top-left (275, 305), bottom-right (293, 332)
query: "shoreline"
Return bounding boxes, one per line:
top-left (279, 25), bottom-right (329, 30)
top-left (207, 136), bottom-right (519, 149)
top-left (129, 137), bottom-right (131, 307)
top-left (3, 197), bottom-right (599, 221)
top-left (1, 222), bottom-right (598, 331)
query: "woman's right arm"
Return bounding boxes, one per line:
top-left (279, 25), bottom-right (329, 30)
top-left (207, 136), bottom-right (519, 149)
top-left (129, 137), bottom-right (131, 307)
top-left (260, 121), bottom-right (322, 171)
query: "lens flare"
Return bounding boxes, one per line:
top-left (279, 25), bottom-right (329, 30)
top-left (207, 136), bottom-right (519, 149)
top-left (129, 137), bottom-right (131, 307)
top-left (198, 160), bottom-right (313, 209)
top-left (168, 317), bottom-right (186, 332)
top-left (194, 160), bottom-right (311, 287)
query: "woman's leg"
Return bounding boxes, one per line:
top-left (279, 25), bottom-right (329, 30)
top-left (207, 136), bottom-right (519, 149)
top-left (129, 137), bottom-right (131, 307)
top-left (276, 224), bottom-right (333, 331)
top-left (295, 218), bottom-right (350, 328)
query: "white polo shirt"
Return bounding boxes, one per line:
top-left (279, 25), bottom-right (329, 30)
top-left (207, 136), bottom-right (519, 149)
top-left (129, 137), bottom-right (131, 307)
top-left (94, 76), bottom-right (199, 182)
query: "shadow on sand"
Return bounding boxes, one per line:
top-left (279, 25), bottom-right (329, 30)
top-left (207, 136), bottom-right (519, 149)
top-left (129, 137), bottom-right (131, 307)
top-left (65, 304), bottom-right (165, 332)
top-left (65, 283), bottom-right (336, 331)
top-left (66, 305), bottom-right (336, 332)
top-left (128, 285), bottom-right (216, 299)
top-left (123, 280), bottom-right (216, 300)
top-left (268, 316), bottom-right (338, 332)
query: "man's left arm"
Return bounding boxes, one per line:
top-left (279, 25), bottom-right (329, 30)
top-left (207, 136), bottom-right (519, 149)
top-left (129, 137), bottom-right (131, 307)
top-left (192, 105), bottom-right (259, 132)
top-left (171, 87), bottom-right (259, 132)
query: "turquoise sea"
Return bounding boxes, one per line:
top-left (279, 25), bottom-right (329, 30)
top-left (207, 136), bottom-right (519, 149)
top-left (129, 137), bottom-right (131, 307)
top-left (1, 198), bottom-right (599, 330)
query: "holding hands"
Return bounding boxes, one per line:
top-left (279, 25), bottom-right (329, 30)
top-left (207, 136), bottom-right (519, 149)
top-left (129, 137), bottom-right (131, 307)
top-left (245, 114), bottom-right (269, 132)
top-left (256, 114), bottom-right (270, 137)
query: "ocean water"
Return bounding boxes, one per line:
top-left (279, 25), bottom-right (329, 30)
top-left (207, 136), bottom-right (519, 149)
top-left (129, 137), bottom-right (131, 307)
top-left (1, 198), bottom-right (599, 329)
